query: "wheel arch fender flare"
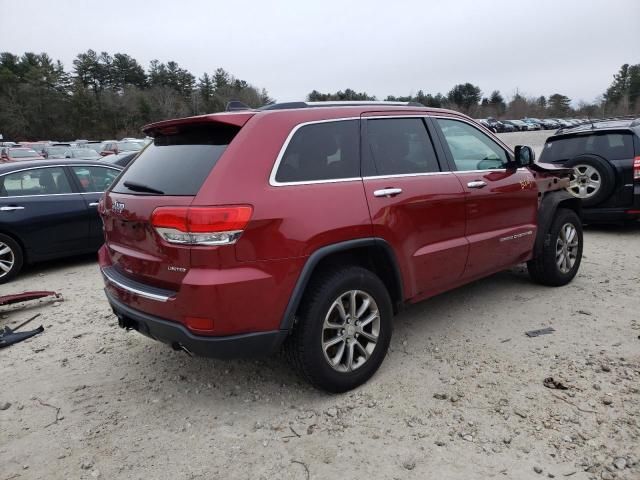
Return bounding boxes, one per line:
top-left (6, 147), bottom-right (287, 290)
top-left (279, 238), bottom-right (403, 331)
top-left (534, 191), bottom-right (582, 257)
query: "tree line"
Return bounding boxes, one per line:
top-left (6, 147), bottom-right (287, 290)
top-left (308, 63), bottom-right (640, 120)
top-left (0, 50), bottom-right (638, 141)
top-left (0, 50), bottom-right (273, 141)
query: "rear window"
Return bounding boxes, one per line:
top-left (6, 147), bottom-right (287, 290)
top-left (540, 132), bottom-right (634, 162)
top-left (112, 123), bottom-right (239, 196)
top-left (275, 120), bottom-right (359, 183)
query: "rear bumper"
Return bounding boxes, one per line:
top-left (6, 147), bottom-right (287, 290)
top-left (581, 187), bottom-right (640, 224)
top-left (105, 291), bottom-right (288, 358)
top-left (581, 207), bottom-right (640, 224)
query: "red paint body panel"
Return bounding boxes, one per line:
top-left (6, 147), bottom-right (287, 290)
top-left (455, 169), bottom-right (539, 278)
top-left (362, 174), bottom-right (467, 298)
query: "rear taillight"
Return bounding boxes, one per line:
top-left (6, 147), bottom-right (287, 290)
top-left (151, 205), bottom-right (252, 246)
top-left (634, 156), bottom-right (640, 181)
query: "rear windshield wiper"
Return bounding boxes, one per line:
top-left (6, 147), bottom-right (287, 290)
top-left (123, 181), bottom-right (164, 195)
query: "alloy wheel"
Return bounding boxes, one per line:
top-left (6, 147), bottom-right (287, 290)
top-left (556, 223), bottom-right (579, 274)
top-left (568, 164), bottom-right (601, 198)
top-left (321, 290), bottom-right (380, 372)
top-left (0, 241), bottom-right (15, 278)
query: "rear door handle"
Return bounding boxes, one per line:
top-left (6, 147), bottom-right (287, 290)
top-left (88, 202), bottom-right (99, 207)
top-left (467, 181), bottom-right (487, 189)
top-left (0, 206), bottom-right (24, 211)
top-left (373, 188), bottom-right (403, 198)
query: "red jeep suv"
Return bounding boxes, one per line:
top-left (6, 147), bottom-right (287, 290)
top-left (99, 101), bottom-right (583, 392)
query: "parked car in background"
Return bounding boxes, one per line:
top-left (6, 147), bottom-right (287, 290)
top-left (501, 120), bottom-right (525, 131)
top-left (43, 145), bottom-right (71, 159)
top-left (498, 120), bottom-right (515, 132)
top-left (98, 101), bottom-right (582, 392)
top-left (476, 119), bottom-right (496, 132)
top-left (64, 148), bottom-right (103, 160)
top-left (522, 118), bottom-right (543, 130)
top-left (101, 151), bottom-right (138, 167)
top-left (0, 159), bottom-right (122, 283)
top-left (553, 119), bottom-right (574, 129)
top-left (542, 119), bottom-right (561, 129)
top-left (539, 118), bottom-right (640, 223)
top-left (78, 141), bottom-right (104, 155)
top-left (100, 141), bottom-right (142, 156)
top-left (20, 142), bottom-right (49, 156)
top-left (486, 117), bottom-right (509, 132)
top-left (0, 147), bottom-right (45, 162)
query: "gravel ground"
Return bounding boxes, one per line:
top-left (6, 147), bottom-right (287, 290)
top-left (1, 131), bottom-right (639, 480)
top-left (496, 129), bottom-right (552, 157)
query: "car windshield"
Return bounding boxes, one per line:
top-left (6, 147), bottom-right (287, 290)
top-left (117, 141), bottom-right (142, 152)
top-left (10, 149), bottom-right (39, 158)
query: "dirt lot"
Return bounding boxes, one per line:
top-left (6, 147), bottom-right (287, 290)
top-left (1, 131), bottom-right (639, 480)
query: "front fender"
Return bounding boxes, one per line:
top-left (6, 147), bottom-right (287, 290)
top-left (534, 191), bottom-right (581, 257)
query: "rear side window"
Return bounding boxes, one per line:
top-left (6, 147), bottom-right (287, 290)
top-left (275, 120), bottom-right (359, 183)
top-left (112, 123), bottom-right (239, 196)
top-left (366, 118), bottom-right (440, 175)
top-left (541, 133), bottom-right (635, 162)
top-left (1, 167), bottom-right (72, 197)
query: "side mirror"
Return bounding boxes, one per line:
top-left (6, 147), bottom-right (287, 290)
top-left (514, 145), bottom-right (535, 167)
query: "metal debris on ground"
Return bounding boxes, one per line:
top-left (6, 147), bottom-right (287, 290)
top-left (525, 327), bottom-right (555, 337)
top-left (0, 291), bottom-right (62, 308)
top-left (0, 314), bottom-right (44, 348)
top-left (0, 291), bottom-right (61, 348)
top-left (543, 376), bottom-right (568, 390)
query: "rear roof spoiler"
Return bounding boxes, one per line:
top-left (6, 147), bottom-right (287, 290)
top-left (142, 112), bottom-right (255, 136)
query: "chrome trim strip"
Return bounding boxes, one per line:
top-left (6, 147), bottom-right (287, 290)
top-left (268, 114), bottom-right (524, 187)
top-left (101, 268), bottom-right (171, 302)
top-left (269, 115), bottom-right (439, 187)
top-left (363, 171), bottom-right (451, 180)
top-left (269, 117), bottom-right (360, 187)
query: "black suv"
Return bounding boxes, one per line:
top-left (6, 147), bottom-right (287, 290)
top-left (538, 118), bottom-right (640, 223)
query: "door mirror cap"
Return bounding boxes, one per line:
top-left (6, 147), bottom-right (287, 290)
top-left (514, 145), bottom-right (535, 167)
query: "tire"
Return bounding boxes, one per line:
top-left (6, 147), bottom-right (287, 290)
top-left (565, 155), bottom-right (615, 207)
top-left (527, 208), bottom-right (583, 286)
top-left (0, 233), bottom-right (23, 284)
top-left (284, 266), bottom-right (393, 393)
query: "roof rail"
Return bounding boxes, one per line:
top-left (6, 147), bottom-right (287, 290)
top-left (259, 100), bottom-right (425, 111)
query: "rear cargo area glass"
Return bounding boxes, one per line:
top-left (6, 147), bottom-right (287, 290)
top-left (112, 123), bottom-right (240, 196)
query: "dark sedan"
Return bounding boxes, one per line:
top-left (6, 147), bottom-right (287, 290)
top-left (0, 160), bottom-right (122, 283)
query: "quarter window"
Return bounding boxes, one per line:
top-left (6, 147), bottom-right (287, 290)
top-left (0, 167), bottom-right (72, 197)
top-left (366, 118), bottom-right (440, 175)
top-left (71, 166), bottom-right (120, 192)
top-left (437, 119), bottom-right (509, 170)
top-left (275, 120), bottom-right (360, 183)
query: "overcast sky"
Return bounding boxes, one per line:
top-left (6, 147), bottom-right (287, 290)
top-left (2, 0), bottom-right (638, 104)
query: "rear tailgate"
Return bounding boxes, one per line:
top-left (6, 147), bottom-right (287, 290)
top-left (101, 117), bottom-right (251, 291)
top-left (102, 193), bottom-right (193, 290)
